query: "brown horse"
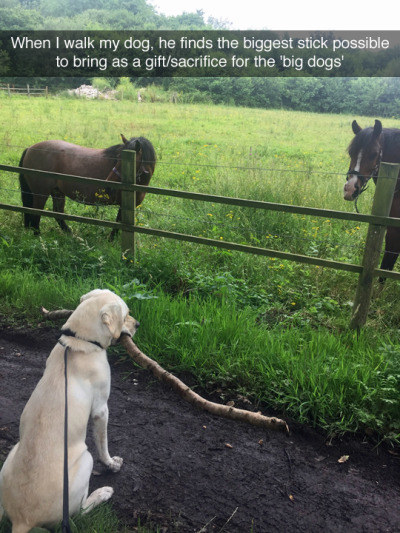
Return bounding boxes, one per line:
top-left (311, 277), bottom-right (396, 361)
top-left (19, 134), bottom-right (156, 237)
top-left (344, 119), bottom-right (400, 279)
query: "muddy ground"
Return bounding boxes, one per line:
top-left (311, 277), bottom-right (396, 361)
top-left (0, 324), bottom-right (399, 532)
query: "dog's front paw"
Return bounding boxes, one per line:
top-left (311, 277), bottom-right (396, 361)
top-left (106, 456), bottom-right (123, 472)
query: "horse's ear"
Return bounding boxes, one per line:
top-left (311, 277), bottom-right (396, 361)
top-left (133, 140), bottom-right (142, 153)
top-left (352, 120), bottom-right (362, 135)
top-left (373, 119), bottom-right (382, 138)
top-left (120, 133), bottom-right (129, 145)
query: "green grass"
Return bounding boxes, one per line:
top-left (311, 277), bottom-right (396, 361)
top-left (1, 94), bottom-right (400, 442)
top-left (0, 504), bottom-right (119, 533)
top-left (0, 503), bottom-right (161, 532)
top-left (115, 289), bottom-right (400, 439)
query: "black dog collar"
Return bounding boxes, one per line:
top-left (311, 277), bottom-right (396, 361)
top-left (59, 328), bottom-right (104, 350)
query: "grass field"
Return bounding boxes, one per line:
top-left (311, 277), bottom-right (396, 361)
top-left (1, 93), bottom-right (400, 445)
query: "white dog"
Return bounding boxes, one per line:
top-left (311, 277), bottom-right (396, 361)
top-left (0, 289), bottom-right (138, 533)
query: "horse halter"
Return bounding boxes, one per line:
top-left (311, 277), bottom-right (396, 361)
top-left (112, 166), bottom-right (121, 179)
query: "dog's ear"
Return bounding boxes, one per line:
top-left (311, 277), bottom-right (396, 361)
top-left (101, 303), bottom-right (125, 339)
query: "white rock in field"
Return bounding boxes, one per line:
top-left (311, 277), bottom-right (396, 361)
top-left (74, 84), bottom-right (100, 98)
top-left (70, 84), bottom-right (117, 100)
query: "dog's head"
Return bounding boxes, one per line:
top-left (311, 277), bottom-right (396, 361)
top-left (62, 289), bottom-right (139, 350)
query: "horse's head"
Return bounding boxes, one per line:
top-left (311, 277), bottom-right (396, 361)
top-left (344, 119), bottom-right (383, 201)
top-left (120, 134), bottom-right (156, 187)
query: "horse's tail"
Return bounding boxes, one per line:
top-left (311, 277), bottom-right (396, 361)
top-left (18, 148), bottom-right (35, 228)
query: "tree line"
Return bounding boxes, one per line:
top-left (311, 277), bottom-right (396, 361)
top-left (0, 0), bottom-right (218, 30)
top-left (157, 77), bottom-right (400, 118)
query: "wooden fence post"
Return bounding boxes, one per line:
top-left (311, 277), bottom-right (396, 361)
top-left (350, 162), bottom-right (400, 329)
top-left (120, 149), bottom-right (136, 259)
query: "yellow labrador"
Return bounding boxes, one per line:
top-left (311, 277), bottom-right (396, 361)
top-left (0, 289), bottom-right (138, 533)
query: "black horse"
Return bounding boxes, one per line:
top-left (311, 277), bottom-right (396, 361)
top-left (19, 134), bottom-right (156, 236)
top-left (344, 119), bottom-right (400, 277)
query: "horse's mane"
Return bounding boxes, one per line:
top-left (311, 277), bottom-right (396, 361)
top-left (103, 143), bottom-right (124, 159)
top-left (348, 127), bottom-right (400, 157)
top-left (104, 137), bottom-right (156, 169)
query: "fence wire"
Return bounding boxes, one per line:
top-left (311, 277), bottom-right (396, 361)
top-left (0, 142), bottom-right (351, 176)
top-left (1, 142), bottom-right (399, 183)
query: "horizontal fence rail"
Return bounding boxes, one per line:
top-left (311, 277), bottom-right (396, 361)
top-left (0, 202), bottom-right (122, 230)
top-left (0, 85), bottom-right (48, 97)
top-left (0, 164), bottom-right (128, 189)
top-left (132, 225), bottom-right (364, 274)
top-left (131, 184), bottom-right (400, 228)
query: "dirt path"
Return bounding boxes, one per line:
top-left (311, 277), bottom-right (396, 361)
top-left (0, 325), bottom-right (399, 532)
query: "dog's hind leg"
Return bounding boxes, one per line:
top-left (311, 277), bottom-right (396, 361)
top-left (1, 450), bottom-right (32, 533)
top-left (69, 451), bottom-right (114, 515)
top-left (81, 487), bottom-right (114, 515)
top-left (69, 450), bottom-right (94, 516)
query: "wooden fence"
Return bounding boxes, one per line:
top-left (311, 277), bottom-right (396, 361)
top-left (0, 84), bottom-right (48, 97)
top-left (0, 150), bottom-right (399, 329)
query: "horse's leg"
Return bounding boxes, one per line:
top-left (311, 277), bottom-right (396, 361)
top-left (109, 208), bottom-right (121, 241)
top-left (19, 169), bottom-right (42, 234)
top-left (51, 189), bottom-right (71, 233)
top-left (26, 189), bottom-right (49, 235)
top-left (379, 226), bottom-right (400, 283)
top-left (18, 150), bottom-right (32, 229)
top-left (378, 194), bottom-right (400, 283)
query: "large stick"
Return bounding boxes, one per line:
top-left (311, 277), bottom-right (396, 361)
top-left (40, 307), bottom-right (73, 320)
top-left (120, 334), bottom-right (289, 432)
top-left (41, 307), bottom-right (289, 432)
